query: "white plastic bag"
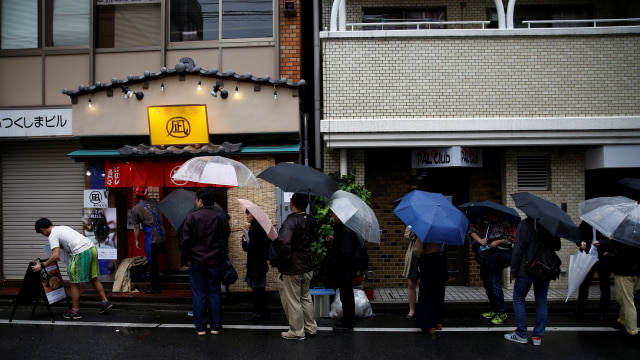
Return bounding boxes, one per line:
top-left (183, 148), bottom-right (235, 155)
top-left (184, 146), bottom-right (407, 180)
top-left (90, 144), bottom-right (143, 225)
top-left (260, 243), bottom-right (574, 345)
top-left (329, 289), bottom-right (374, 319)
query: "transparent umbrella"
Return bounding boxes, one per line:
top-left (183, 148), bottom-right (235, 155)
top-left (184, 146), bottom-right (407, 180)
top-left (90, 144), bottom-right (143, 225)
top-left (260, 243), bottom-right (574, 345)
top-left (579, 196), bottom-right (640, 249)
top-left (329, 190), bottom-right (381, 244)
top-left (171, 156), bottom-right (260, 188)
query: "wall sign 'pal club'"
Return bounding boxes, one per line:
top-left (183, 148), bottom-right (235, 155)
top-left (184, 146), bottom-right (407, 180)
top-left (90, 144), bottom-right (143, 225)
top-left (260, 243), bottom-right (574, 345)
top-left (147, 105), bottom-right (209, 146)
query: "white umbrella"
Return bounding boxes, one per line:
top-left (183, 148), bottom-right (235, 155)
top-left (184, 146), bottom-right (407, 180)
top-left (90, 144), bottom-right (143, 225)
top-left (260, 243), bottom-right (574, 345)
top-left (565, 245), bottom-right (599, 302)
top-left (329, 190), bottom-right (381, 244)
top-left (579, 196), bottom-right (640, 249)
top-left (171, 156), bottom-right (260, 188)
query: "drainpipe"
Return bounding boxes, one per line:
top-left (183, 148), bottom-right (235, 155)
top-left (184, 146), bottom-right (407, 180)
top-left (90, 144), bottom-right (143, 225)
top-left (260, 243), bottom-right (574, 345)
top-left (313, 0), bottom-right (322, 168)
top-left (340, 149), bottom-right (347, 176)
top-left (303, 113), bottom-right (309, 166)
top-left (506, 0), bottom-right (517, 29)
top-left (493, 0), bottom-right (506, 29)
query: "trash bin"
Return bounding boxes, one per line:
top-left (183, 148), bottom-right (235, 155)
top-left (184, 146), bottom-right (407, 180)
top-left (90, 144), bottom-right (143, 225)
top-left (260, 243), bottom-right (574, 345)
top-left (310, 287), bottom-right (335, 318)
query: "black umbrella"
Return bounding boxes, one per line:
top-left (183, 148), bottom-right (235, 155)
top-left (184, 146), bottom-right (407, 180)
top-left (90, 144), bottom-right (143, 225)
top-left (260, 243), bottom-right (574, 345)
top-left (158, 189), bottom-right (197, 231)
top-left (617, 178), bottom-right (640, 192)
top-left (257, 163), bottom-right (339, 198)
top-left (510, 192), bottom-right (581, 244)
top-left (458, 200), bottom-right (521, 225)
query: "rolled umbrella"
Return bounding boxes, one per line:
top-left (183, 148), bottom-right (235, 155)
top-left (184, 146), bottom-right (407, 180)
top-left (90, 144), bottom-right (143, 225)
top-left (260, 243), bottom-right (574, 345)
top-left (329, 190), bottom-right (381, 244)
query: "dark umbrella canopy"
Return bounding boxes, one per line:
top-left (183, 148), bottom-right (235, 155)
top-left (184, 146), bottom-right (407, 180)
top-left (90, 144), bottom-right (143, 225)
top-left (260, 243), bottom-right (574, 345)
top-left (257, 163), bottom-right (339, 198)
top-left (617, 178), bottom-right (640, 191)
top-left (458, 200), bottom-right (521, 225)
top-left (158, 189), bottom-right (197, 231)
top-left (510, 192), bottom-right (581, 244)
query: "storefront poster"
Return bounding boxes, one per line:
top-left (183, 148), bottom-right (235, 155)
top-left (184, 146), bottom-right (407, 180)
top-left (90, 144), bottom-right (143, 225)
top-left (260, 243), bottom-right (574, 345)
top-left (82, 208), bottom-right (117, 260)
top-left (42, 263), bottom-right (67, 304)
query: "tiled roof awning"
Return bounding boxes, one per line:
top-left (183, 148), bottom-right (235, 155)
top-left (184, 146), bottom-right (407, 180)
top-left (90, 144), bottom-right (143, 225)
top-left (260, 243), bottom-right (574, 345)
top-left (68, 142), bottom-right (300, 158)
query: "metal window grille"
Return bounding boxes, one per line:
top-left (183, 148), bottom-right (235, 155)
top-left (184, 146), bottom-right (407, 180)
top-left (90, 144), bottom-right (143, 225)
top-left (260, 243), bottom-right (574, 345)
top-left (517, 155), bottom-right (548, 190)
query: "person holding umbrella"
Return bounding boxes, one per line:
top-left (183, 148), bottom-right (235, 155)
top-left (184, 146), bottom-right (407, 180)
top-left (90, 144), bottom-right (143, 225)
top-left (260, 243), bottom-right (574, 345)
top-left (275, 193), bottom-right (318, 340)
top-left (238, 199), bottom-right (278, 321)
top-left (505, 216), bottom-right (561, 346)
top-left (326, 212), bottom-right (361, 332)
top-left (603, 240), bottom-right (640, 336)
top-left (468, 208), bottom-right (517, 325)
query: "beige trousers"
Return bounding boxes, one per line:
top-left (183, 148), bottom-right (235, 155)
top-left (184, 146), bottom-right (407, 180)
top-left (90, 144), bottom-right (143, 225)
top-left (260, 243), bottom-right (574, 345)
top-left (614, 274), bottom-right (640, 336)
top-left (277, 270), bottom-right (318, 336)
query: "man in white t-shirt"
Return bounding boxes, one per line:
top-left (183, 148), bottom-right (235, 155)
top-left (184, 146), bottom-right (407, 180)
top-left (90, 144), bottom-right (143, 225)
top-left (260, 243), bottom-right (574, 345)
top-left (33, 218), bottom-right (113, 320)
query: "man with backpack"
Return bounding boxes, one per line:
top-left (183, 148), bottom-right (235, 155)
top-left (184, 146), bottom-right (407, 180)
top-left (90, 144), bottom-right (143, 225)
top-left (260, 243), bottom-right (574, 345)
top-left (327, 212), bottom-right (364, 333)
top-left (505, 216), bottom-right (561, 346)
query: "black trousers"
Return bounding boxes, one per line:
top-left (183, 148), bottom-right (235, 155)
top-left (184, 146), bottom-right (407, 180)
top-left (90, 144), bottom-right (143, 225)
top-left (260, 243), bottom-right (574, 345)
top-left (150, 243), bottom-right (164, 290)
top-left (577, 259), bottom-right (611, 313)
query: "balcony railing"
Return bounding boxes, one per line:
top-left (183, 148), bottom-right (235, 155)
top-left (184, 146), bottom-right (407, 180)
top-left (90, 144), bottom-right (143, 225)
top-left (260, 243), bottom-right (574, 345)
top-left (523, 18), bottom-right (640, 28)
top-left (346, 21), bottom-right (491, 31)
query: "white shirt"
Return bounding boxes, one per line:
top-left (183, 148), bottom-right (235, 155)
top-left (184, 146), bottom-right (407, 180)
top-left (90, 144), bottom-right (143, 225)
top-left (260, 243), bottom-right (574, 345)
top-left (48, 226), bottom-right (94, 256)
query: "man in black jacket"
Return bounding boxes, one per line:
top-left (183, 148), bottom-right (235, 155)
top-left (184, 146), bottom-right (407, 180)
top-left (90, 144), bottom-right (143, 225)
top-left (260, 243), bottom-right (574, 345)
top-left (505, 217), bottom-right (561, 346)
top-left (275, 193), bottom-right (318, 340)
top-left (181, 187), bottom-right (230, 336)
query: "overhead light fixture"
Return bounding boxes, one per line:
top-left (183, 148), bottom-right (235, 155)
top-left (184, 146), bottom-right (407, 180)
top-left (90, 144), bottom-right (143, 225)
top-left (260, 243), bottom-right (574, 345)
top-left (198, 75), bottom-right (201, 90)
top-left (86, 169), bottom-right (92, 176)
top-left (121, 85), bottom-right (133, 99)
top-left (88, 96), bottom-right (92, 108)
top-left (210, 83), bottom-right (228, 99)
top-left (161, 80), bottom-right (164, 92)
top-left (273, 84), bottom-right (277, 100)
top-left (235, 80), bottom-right (239, 96)
top-left (135, 91), bottom-right (144, 100)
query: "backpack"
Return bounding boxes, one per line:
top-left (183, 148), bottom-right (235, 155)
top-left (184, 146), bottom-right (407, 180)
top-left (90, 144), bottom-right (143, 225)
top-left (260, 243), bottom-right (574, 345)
top-left (353, 236), bottom-right (369, 271)
top-left (525, 238), bottom-right (562, 282)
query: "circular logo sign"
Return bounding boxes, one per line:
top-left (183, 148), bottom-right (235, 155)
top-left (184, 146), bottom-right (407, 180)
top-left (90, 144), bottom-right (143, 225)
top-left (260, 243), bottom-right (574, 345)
top-left (166, 117), bottom-right (191, 138)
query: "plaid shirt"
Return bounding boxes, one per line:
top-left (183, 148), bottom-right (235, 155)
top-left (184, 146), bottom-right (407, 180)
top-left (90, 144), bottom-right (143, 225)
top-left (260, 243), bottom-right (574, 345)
top-left (471, 218), bottom-right (516, 249)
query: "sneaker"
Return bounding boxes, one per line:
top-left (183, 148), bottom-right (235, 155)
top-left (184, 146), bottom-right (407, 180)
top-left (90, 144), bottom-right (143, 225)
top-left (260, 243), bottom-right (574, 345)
top-left (63, 309), bottom-right (83, 320)
top-left (99, 301), bottom-right (113, 314)
top-left (504, 332), bottom-right (527, 344)
top-left (187, 311), bottom-right (193, 317)
top-left (482, 311), bottom-right (496, 319)
top-left (532, 337), bottom-right (542, 346)
top-left (281, 331), bottom-right (305, 340)
top-left (491, 313), bottom-right (507, 325)
top-left (210, 328), bottom-right (223, 335)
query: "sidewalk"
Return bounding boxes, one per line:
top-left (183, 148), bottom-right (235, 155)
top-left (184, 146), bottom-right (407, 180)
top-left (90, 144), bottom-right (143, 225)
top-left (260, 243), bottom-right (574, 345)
top-left (0, 283), bottom-right (611, 312)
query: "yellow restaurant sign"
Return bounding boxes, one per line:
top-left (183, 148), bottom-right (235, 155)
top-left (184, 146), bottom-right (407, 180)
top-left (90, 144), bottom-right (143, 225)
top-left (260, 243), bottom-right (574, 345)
top-left (147, 105), bottom-right (209, 146)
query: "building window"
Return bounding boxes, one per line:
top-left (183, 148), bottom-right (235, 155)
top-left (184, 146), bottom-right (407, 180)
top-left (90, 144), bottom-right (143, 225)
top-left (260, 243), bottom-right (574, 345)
top-left (1, 0), bottom-right (39, 49)
top-left (96, 2), bottom-right (161, 48)
top-left (1, 0), bottom-right (89, 50)
top-left (170, 0), bottom-right (272, 42)
top-left (517, 155), bottom-right (549, 191)
top-left (362, 8), bottom-right (446, 30)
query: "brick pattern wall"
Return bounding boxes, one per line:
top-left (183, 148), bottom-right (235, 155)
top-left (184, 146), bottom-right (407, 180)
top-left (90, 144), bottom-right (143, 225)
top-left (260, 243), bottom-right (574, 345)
top-left (279, 0), bottom-right (302, 82)
top-left (323, 34), bottom-right (640, 119)
top-left (504, 147), bottom-right (585, 289)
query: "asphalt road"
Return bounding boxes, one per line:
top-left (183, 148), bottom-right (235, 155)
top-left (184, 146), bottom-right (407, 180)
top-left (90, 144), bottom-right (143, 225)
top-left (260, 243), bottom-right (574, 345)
top-left (1, 304), bottom-right (638, 360)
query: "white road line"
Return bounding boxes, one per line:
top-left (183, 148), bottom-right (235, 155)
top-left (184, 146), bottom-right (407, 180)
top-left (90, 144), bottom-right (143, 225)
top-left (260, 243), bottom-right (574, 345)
top-left (0, 320), bottom-right (619, 332)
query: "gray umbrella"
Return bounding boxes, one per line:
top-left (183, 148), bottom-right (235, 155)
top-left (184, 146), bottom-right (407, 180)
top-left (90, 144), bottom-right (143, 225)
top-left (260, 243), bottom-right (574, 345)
top-left (158, 188), bottom-right (197, 231)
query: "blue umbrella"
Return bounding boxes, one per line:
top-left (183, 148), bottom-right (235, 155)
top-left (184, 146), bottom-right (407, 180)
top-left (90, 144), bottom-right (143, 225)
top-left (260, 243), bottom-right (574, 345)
top-left (458, 200), bottom-right (521, 225)
top-left (393, 190), bottom-right (469, 246)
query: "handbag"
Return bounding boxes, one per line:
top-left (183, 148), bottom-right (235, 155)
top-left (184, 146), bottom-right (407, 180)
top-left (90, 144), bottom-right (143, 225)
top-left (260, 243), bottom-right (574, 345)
top-left (221, 259), bottom-right (238, 286)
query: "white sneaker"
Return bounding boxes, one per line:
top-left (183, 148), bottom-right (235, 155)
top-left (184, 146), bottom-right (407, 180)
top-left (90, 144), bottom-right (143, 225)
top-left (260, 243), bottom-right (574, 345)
top-left (504, 332), bottom-right (528, 344)
top-left (532, 337), bottom-right (542, 346)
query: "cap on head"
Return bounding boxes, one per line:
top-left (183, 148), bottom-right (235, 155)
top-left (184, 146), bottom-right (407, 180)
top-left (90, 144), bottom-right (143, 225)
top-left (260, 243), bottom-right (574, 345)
top-left (134, 186), bottom-right (149, 200)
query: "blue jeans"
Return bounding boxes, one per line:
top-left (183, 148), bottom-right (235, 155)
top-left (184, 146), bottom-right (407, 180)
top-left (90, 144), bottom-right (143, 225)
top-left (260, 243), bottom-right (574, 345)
top-left (481, 264), bottom-right (506, 313)
top-left (189, 264), bottom-right (222, 332)
top-left (513, 277), bottom-right (550, 338)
